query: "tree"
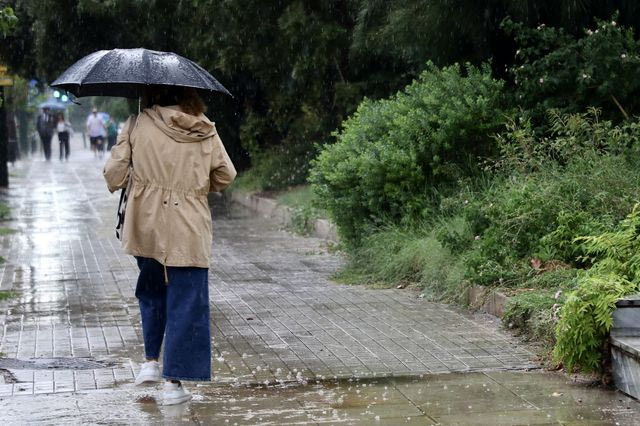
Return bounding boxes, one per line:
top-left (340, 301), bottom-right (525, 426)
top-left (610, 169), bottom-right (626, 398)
top-left (0, 5), bottom-right (17, 36)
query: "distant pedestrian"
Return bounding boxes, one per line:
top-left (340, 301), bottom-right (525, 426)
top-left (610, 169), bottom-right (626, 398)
top-left (56, 113), bottom-right (73, 161)
top-left (103, 87), bottom-right (236, 405)
top-left (86, 107), bottom-right (105, 159)
top-left (106, 117), bottom-right (118, 151)
top-left (36, 107), bottom-right (55, 161)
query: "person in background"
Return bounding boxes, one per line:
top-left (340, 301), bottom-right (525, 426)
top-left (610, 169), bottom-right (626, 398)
top-left (97, 113), bottom-right (108, 158)
top-left (56, 112), bottom-right (73, 161)
top-left (106, 117), bottom-right (118, 151)
top-left (86, 107), bottom-right (105, 159)
top-left (36, 107), bottom-right (55, 161)
top-left (103, 87), bottom-right (236, 405)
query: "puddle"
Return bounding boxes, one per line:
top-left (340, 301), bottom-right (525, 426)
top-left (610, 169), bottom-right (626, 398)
top-left (1, 371), bottom-right (638, 424)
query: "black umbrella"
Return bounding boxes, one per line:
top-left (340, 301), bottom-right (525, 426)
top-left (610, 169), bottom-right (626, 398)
top-left (51, 48), bottom-right (231, 98)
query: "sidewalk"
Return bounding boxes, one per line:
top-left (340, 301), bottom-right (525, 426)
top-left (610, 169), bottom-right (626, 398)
top-left (0, 136), bottom-right (638, 424)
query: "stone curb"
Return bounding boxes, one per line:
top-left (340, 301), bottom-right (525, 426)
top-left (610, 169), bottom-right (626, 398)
top-left (230, 191), bottom-right (339, 242)
top-left (467, 286), bottom-right (509, 318)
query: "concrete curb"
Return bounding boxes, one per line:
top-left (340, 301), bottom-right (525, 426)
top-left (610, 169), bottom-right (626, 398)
top-left (467, 286), bottom-right (509, 318)
top-left (230, 191), bottom-right (339, 242)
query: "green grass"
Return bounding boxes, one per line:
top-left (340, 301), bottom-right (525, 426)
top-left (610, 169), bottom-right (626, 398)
top-left (229, 170), bottom-right (263, 192)
top-left (334, 226), bottom-right (468, 301)
top-left (0, 291), bottom-right (16, 301)
top-left (0, 202), bottom-right (9, 221)
top-left (0, 228), bottom-right (15, 235)
top-left (276, 186), bottom-right (315, 208)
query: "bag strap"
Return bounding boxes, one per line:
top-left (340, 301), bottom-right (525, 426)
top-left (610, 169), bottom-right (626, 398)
top-left (115, 114), bottom-right (139, 240)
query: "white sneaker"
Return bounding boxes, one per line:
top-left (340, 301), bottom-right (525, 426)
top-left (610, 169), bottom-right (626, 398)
top-left (162, 381), bottom-right (192, 406)
top-left (135, 360), bottom-right (162, 385)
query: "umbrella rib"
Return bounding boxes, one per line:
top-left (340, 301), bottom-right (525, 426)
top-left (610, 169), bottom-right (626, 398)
top-left (184, 58), bottom-right (214, 91)
top-left (78, 50), bottom-right (114, 87)
top-left (188, 59), bottom-right (231, 96)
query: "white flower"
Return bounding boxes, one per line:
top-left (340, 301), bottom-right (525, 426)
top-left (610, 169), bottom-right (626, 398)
top-left (587, 29), bottom-right (593, 35)
top-left (516, 49), bottom-right (521, 56)
top-left (621, 53), bottom-right (627, 59)
top-left (539, 78), bottom-right (544, 84)
top-left (595, 29), bottom-right (599, 34)
top-left (582, 73), bottom-right (589, 79)
top-left (612, 21), bottom-right (617, 26)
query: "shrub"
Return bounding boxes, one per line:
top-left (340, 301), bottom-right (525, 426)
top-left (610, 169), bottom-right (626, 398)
top-left (492, 108), bottom-right (640, 173)
top-left (554, 207), bottom-right (640, 373)
top-left (503, 290), bottom-right (558, 339)
top-left (466, 111), bottom-right (640, 287)
top-left (504, 15), bottom-right (640, 125)
top-left (310, 62), bottom-right (506, 245)
top-left (466, 153), bottom-right (640, 286)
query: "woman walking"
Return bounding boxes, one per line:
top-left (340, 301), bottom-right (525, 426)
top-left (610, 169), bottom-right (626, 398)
top-left (103, 87), bottom-right (236, 405)
top-left (56, 113), bottom-right (72, 161)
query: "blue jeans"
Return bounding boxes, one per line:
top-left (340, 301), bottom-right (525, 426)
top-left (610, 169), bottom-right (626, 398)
top-left (135, 257), bottom-right (211, 381)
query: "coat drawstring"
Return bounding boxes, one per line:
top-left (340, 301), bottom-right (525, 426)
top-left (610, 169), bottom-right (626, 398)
top-left (163, 257), bottom-right (169, 285)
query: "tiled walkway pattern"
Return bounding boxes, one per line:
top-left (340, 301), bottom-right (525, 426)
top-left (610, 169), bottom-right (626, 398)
top-left (0, 136), bottom-right (538, 397)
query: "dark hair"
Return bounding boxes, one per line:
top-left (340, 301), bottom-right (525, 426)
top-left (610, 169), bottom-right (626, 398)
top-left (143, 86), bottom-right (206, 116)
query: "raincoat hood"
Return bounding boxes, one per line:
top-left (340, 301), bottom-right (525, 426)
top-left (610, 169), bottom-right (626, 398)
top-left (144, 105), bottom-right (216, 143)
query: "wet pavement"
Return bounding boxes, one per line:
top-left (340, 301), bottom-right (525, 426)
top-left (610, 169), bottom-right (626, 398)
top-left (2, 372), bottom-right (639, 424)
top-left (0, 135), bottom-right (638, 424)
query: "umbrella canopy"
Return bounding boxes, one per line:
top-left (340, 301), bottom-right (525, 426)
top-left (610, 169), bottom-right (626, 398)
top-left (51, 48), bottom-right (231, 98)
top-left (38, 98), bottom-right (68, 110)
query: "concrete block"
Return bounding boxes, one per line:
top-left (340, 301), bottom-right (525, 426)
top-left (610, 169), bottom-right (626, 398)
top-left (612, 307), bottom-right (640, 337)
top-left (314, 219), bottom-right (338, 242)
top-left (611, 337), bottom-right (640, 399)
top-left (466, 286), bottom-right (508, 318)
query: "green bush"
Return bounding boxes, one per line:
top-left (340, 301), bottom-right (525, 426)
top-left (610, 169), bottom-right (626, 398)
top-left (503, 290), bottom-right (558, 337)
top-left (554, 207), bottom-right (640, 373)
top-left (310, 62), bottom-right (506, 245)
top-left (492, 108), bottom-right (640, 173)
top-left (504, 15), bottom-right (640, 125)
top-left (466, 111), bottom-right (640, 287)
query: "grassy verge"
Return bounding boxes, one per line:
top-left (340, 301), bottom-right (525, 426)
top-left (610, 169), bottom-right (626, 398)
top-left (276, 186), bottom-right (328, 236)
top-left (0, 228), bottom-right (15, 236)
top-left (0, 203), bottom-right (11, 265)
top-left (0, 203), bottom-right (9, 221)
top-left (0, 291), bottom-right (16, 301)
top-left (229, 170), bottom-right (263, 193)
top-left (275, 186), bottom-right (315, 208)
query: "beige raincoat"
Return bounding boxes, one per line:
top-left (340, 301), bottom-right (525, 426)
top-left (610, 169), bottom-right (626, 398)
top-left (103, 105), bottom-right (236, 268)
